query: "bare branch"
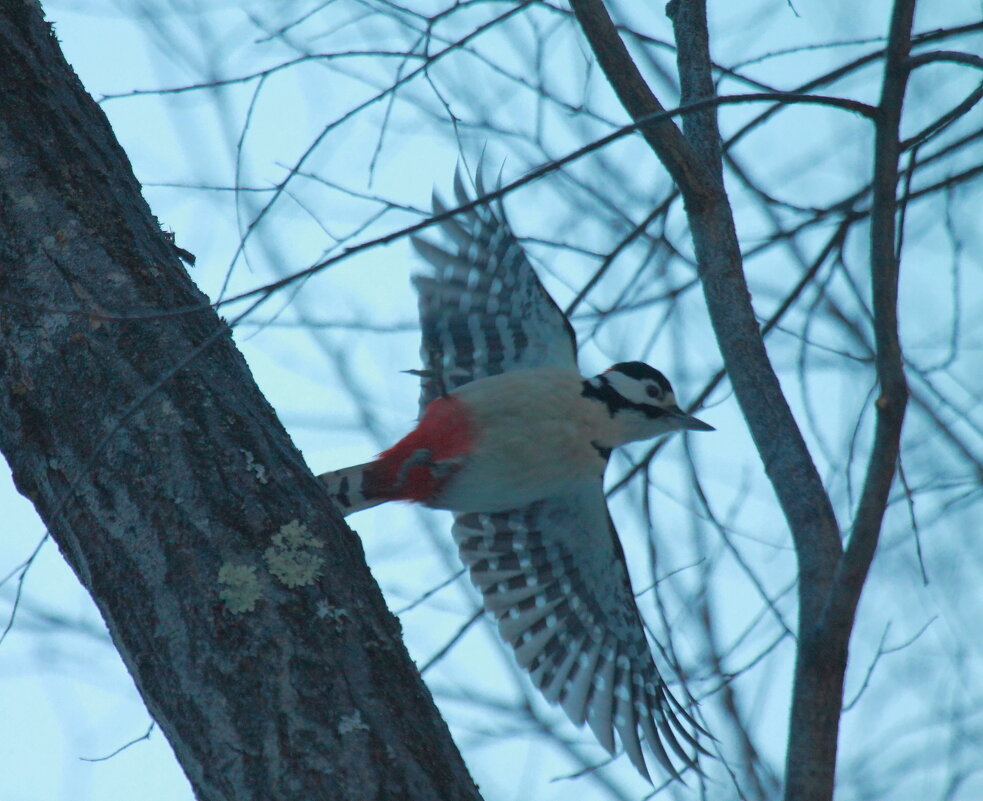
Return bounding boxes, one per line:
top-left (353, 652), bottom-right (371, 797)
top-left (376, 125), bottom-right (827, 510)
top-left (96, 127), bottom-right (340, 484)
top-left (825, 0), bottom-right (915, 632)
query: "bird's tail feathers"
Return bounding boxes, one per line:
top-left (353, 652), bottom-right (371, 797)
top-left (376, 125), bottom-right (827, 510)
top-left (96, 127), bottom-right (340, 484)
top-left (319, 462), bottom-right (386, 517)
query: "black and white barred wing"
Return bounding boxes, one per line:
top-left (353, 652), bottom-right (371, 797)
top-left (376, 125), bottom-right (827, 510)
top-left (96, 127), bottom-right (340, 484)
top-left (412, 165), bottom-right (577, 407)
top-left (452, 480), bottom-right (707, 779)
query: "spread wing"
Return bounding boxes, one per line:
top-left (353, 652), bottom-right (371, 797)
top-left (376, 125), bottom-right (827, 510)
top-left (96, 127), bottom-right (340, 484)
top-left (411, 163), bottom-right (577, 407)
top-left (452, 480), bottom-right (708, 779)
top-left (411, 164), bottom-right (706, 777)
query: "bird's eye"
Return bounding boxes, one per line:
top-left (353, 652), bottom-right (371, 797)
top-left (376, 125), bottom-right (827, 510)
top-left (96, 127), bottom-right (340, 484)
top-left (646, 384), bottom-right (662, 399)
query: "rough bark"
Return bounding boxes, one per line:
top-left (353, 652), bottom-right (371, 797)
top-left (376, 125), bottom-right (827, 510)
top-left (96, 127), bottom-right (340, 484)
top-left (0, 4), bottom-right (481, 800)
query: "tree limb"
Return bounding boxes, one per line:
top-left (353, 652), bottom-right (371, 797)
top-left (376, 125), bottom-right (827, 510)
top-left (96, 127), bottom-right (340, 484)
top-left (566, 2), bottom-right (918, 800)
top-left (824, 0), bottom-right (915, 644)
top-left (569, 0), bottom-right (841, 608)
top-left (0, 5), bottom-right (481, 800)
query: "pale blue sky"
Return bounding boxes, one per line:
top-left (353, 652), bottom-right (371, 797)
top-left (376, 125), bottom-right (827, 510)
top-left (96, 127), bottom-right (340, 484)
top-left (2, 2), bottom-right (981, 799)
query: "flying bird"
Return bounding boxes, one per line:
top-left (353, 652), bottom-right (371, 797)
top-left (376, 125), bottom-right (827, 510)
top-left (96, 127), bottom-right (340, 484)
top-left (321, 165), bottom-right (713, 779)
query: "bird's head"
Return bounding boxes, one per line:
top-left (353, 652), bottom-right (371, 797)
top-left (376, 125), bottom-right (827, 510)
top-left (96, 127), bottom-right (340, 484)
top-left (584, 361), bottom-right (714, 448)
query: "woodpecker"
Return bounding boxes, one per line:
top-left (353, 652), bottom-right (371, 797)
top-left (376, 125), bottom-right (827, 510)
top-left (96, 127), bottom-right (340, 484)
top-left (320, 165), bottom-right (714, 779)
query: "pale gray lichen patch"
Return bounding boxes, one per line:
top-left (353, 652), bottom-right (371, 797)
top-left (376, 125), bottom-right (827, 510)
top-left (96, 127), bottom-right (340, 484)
top-left (315, 599), bottom-right (349, 624)
top-left (218, 563), bottom-right (262, 614)
top-left (338, 710), bottom-right (369, 735)
top-left (157, 398), bottom-right (179, 419)
top-left (264, 520), bottom-right (325, 588)
top-left (243, 449), bottom-right (269, 484)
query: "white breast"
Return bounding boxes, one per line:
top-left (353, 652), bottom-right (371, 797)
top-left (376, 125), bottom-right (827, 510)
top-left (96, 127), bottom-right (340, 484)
top-left (432, 367), bottom-right (611, 513)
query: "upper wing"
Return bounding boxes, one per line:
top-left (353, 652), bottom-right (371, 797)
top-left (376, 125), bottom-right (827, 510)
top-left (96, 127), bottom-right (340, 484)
top-left (411, 163), bottom-right (577, 408)
top-left (451, 480), bottom-right (708, 779)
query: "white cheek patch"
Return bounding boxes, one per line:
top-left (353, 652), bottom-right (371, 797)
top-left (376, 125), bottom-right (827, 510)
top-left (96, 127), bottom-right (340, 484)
top-left (602, 370), bottom-right (651, 406)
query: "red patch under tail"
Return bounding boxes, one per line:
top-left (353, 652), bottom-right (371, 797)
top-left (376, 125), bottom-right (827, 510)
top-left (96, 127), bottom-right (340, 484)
top-left (368, 394), bottom-right (474, 505)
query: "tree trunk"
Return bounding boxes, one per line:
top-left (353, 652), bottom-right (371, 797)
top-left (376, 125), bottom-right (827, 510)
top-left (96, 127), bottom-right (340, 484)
top-left (0, 4), bottom-right (481, 800)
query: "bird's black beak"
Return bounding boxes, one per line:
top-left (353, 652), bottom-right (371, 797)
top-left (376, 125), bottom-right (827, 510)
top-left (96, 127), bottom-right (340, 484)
top-left (672, 407), bottom-right (715, 431)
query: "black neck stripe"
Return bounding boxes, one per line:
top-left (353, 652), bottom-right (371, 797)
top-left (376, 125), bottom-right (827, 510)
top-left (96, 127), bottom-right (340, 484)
top-left (582, 376), bottom-right (669, 420)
